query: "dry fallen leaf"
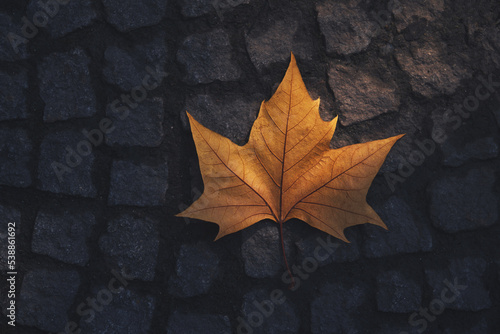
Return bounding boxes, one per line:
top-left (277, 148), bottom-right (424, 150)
top-left (177, 53), bottom-right (403, 281)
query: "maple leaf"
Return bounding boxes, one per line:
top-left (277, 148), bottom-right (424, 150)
top-left (177, 53), bottom-right (403, 282)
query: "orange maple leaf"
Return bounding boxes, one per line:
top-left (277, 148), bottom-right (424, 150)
top-left (177, 54), bottom-right (403, 281)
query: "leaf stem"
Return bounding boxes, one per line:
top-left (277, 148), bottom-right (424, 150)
top-left (279, 220), bottom-right (295, 289)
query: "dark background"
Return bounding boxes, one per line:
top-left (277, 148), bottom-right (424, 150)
top-left (0, 0), bottom-right (499, 333)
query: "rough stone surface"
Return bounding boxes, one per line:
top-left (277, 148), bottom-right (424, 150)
top-left (17, 269), bottom-right (80, 332)
top-left (0, 128), bottom-right (32, 187)
top-left (428, 167), bottom-right (498, 233)
top-left (38, 48), bottom-right (96, 122)
top-left (166, 311), bottom-right (231, 334)
top-left (37, 129), bottom-right (97, 197)
top-left (0, 204), bottom-right (20, 271)
top-left (182, 93), bottom-right (262, 145)
top-left (425, 257), bottom-right (491, 311)
top-left (363, 196), bottom-right (433, 258)
top-left (316, 2), bottom-right (377, 55)
top-left (311, 283), bottom-right (368, 334)
top-left (177, 29), bottom-right (242, 84)
top-left (376, 270), bottom-right (422, 313)
top-left (168, 242), bottom-right (220, 297)
top-left (245, 11), bottom-right (315, 72)
top-left (79, 288), bottom-right (155, 333)
top-left (241, 288), bottom-right (300, 334)
top-left (241, 221), bottom-right (294, 278)
top-left (102, 0), bottom-right (167, 32)
top-left (441, 137), bottom-right (498, 166)
top-left (389, 0), bottom-right (445, 32)
top-left (395, 39), bottom-right (470, 98)
top-left (328, 63), bottom-right (399, 126)
top-left (99, 214), bottom-right (159, 281)
top-left (0, 13), bottom-right (29, 61)
top-left (106, 97), bottom-right (164, 147)
top-left (27, 0), bottom-right (96, 39)
top-left (179, 0), bottom-right (214, 18)
top-left (295, 229), bottom-right (360, 267)
top-left (0, 70), bottom-right (28, 120)
top-left (108, 159), bottom-right (168, 206)
top-left (32, 206), bottom-right (96, 266)
top-left (103, 34), bottom-right (167, 91)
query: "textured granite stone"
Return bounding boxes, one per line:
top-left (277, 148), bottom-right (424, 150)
top-left (18, 269), bottom-right (80, 332)
top-left (167, 311), bottom-right (231, 334)
top-left (37, 129), bottom-right (97, 197)
top-left (428, 167), bottom-right (498, 233)
top-left (177, 29), bottom-right (242, 84)
top-left (168, 242), bottom-right (220, 297)
top-left (32, 205), bottom-right (96, 266)
top-left (108, 159), bottom-right (168, 206)
top-left (363, 196), bottom-right (432, 258)
top-left (240, 288), bottom-right (299, 334)
top-left (311, 283), bottom-right (369, 334)
top-left (425, 257), bottom-right (491, 311)
top-left (103, 33), bottom-right (167, 91)
top-left (99, 214), bottom-right (159, 281)
top-left (328, 63), bottom-right (399, 126)
top-left (245, 11), bottom-right (315, 72)
top-left (105, 97), bottom-right (164, 147)
top-left (0, 70), bottom-right (28, 120)
top-left (27, 0), bottom-right (96, 38)
top-left (0, 128), bottom-right (32, 187)
top-left (441, 137), bottom-right (498, 167)
top-left (79, 288), bottom-right (155, 333)
top-left (376, 270), bottom-right (422, 313)
top-left (38, 48), bottom-right (96, 122)
top-left (0, 13), bottom-right (29, 61)
top-left (241, 221), bottom-right (294, 279)
top-left (389, 0), bottom-right (445, 32)
top-left (317, 2), bottom-right (377, 55)
top-left (102, 0), bottom-right (167, 32)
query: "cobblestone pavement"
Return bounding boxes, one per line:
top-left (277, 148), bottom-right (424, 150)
top-left (1, 0), bottom-right (499, 333)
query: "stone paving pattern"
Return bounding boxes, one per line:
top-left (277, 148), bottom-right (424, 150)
top-left (0, 0), bottom-right (499, 333)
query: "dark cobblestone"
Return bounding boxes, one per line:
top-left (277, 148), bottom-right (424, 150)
top-left (179, 0), bottom-right (214, 18)
top-left (18, 269), bottom-right (80, 332)
top-left (177, 29), bottom-right (242, 84)
top-left (363, 196), bottom-right (432, 258)
top-left (26, 0), bottom-right (96, 39)
top-left (37, 129), bottom-right (97, 197)
top-left (441, 136), bottom-right (498, 167)
top-left (428, 167), bottom-right (498, 233)
top-left (102, 0), bottom-right (167, 32)
top-left (245, 10), bottom-right (315, 72)
top-left (182, 93), bottom-right (262, 145)
top-left (105, 97), bottom-right (164, 147)
top-left (327, 63), bottom-right (399, 126)
top-left (240, 288), bottom-right (300, 334)
top-left (99, 213), bottom-right (159, 281)
top-left (166, 311), bottom-right (231, 334)
top-left (38, 48), bottom-right (96, 122)
top-left (108, 159), bottom-right (168, 206)
top-left (425, 257), bottom-right (492, 311)
top-left (0, 13), bottom-right (29, 61)
top-left (79, 288), bottom-right (155, 333)
top-left (0, 70), bottom-right (28, 120)
top-left (311, 283), bottom-right (368, 334)
top-left (32, 205), bottom-right (96, 266)
top-left (168, 242), bottom-right (220, 297)
top-left (316, 2), bottom-right (377, 56)
top-left (0, 128), bottom-right (32, 188)
top-left (102, 33), bottom-right (167, 91)
top-left (241, 221), bottom-right (294, 279)
top-left (376, 270), bottom-right (422, 313)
